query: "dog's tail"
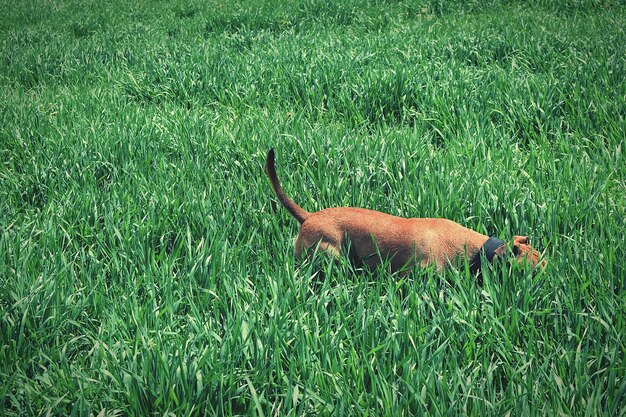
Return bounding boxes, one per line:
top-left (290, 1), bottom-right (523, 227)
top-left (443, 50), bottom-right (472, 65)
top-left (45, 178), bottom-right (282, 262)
top-left (265, 149), bottom-right (310, 224)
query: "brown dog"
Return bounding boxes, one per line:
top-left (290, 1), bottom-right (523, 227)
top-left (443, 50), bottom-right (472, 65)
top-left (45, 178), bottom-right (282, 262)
top-left (266, 149), bottom-right (543, 275)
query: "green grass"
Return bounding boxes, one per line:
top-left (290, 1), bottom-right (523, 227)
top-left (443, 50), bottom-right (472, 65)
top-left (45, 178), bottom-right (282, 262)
top-left (1, 0), bottom-right (625, 415)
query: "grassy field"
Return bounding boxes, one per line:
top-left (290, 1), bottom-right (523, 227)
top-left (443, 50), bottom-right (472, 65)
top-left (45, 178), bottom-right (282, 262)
top-left (1, 0), bottom-right (625, 415)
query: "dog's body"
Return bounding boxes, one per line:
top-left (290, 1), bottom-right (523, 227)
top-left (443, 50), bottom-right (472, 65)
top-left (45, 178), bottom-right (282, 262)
top-left (265, 149), bottom-right (542, 274)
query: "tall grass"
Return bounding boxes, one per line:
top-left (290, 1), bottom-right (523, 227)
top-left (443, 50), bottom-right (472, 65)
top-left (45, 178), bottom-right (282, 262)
top-left (1, 0), bottom-right (624, 415)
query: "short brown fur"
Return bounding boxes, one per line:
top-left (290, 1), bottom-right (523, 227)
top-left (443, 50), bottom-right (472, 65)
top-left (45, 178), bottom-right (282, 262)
top-left (265, 149), bottom-right (543, 274)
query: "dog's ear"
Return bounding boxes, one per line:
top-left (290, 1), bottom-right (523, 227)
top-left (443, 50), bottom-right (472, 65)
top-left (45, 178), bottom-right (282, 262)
top-left (514, 235), bottom-right (529, 245)
top-left (493, 244), bottom-right (508, 258)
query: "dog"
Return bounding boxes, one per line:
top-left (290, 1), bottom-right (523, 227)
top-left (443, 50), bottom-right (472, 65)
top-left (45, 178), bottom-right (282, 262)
top-left (265, 149), bottom-right (544, 276)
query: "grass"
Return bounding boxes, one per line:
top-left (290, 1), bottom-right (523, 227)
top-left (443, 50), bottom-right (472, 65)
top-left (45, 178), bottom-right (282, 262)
top-left (1, 0), bottom-right (625, 415)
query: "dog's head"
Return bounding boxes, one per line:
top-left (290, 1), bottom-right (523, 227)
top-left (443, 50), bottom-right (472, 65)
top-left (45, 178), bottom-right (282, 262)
top-left (494, 236), bottom-right (546, 270)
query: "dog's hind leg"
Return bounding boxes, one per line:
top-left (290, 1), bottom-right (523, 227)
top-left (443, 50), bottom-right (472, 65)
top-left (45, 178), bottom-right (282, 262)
top-left (295, 234), bottom-right (341, 262)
